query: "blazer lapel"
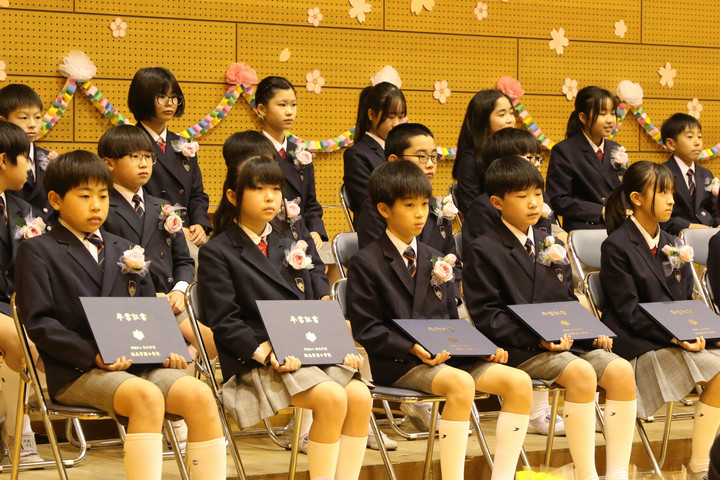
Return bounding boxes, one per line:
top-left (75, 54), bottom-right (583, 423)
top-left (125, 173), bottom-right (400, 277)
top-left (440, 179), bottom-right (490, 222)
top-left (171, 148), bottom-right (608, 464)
top-left (694, 167), bottom-right (710, 212)
top-left (411, 245), bottom-right (433, 316)
top-left (364, 136), bottom-right (385, 169)
top-left (379, 234), bottom-right (415, 296)
top-left (141, 195), bottom-right (162, 246)
top-left (101, 235), bottom-right (129, 297)
top-left (7, 197), bottom-right (28, 258)
top-left (625, 221), bottom-right (673, 297)
top-left (138, 125), bottom-right (187, 185)
top-left (495, 223), bottom-right (534, 281)
top-left (276, 151), bottom-right (303, 194)
top-left (666, 157), bottom-right (693, 208)
top-left (110, 190), bottom-right (143, 239)
top-left (55, 226), bottom-right (103, 288)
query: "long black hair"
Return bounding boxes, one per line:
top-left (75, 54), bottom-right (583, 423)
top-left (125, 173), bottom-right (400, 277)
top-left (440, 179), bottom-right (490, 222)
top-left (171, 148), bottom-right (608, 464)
top-left (565, 86), bottom-right (617, 139)
top-left (354, 82), bottom-right (406, 144)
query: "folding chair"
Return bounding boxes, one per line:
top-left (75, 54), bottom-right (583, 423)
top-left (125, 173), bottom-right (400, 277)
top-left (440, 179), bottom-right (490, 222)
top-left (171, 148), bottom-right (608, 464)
top-left (703, 271), bottom-right (718, 313)
top-left (449, 183), bottom-right (463, 227)
top-left (9, 294), bottom-right (189, 480)
top-left (339, 184), bottom-right (355, 232)
top-left (680, 227), bottom-right (720, 307)
top-left (332, 232), bottom-right (359, 279)
top-left (454, 231), bottom-right (463, 260)
top-left (567, 229), bottom-right (607, 294)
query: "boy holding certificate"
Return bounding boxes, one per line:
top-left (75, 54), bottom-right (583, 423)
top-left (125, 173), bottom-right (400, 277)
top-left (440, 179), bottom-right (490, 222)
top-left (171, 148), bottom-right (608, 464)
top-left (348, 160), bottom-right (532, 480)
top-left (463, 156), bottom-right (637, 480)
top-left (15, 151), bottom-right (226, 480)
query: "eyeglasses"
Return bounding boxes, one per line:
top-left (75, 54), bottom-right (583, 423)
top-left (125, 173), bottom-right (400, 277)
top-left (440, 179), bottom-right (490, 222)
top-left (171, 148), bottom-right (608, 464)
top-left (523, 154), bottom-right (545, 165)
top-left (124, 153), bottom-right (157, 165)
top-left (403, 153), bottom-right (441, 164)
top-left (154, 95), bottom-right (183, 107)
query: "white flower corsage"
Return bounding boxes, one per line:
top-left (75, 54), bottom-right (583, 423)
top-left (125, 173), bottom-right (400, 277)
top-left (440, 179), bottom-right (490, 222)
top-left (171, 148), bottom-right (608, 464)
top-left (281, 197), bottom-right (302, 225)
top-left (170, 138), bottom-right (199, 158)
top-left (284, 240), bottom-right (314, 270)
top-left (705, 177), bottom-right (720, 196)
top-left (610, 146), bottom-right (629, 171)
top-left (661, 241), bottom-right (694, 277)
top-left (430, 254), bottom-right (456, 286)
top-left (541, 202), bottom-right (554, 219)
top-left (432, 195), bottom-right (458, 224)
top-left (537, 236), bottom-right (569, 266)
top-left (14, 214), bottom-right (46, 240)
top-left (289, 143), bottom-right (313, 169)
top-left (35, 150), bottom-right (58, 171)
top-left (117, 245), bottom-right (151, 276)
top-left (158, 203), bottom-right (185, 235)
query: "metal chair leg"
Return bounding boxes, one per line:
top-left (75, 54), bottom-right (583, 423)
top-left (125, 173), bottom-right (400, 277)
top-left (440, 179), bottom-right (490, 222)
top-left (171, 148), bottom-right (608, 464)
top-left (371, 412), bottom-right (398, 480)
top-left (636, 418), bottom-right (665, 480)
top-left (422, 401), bottom-right (441, 480)
top-left (288, 407), bottom-right (303, 480)
top-left (471, 403), bottom-right (493, 472)
top-left (544, 389), bottom-right (560, 466)
top-left (164, 419), bottom-right (190, 480)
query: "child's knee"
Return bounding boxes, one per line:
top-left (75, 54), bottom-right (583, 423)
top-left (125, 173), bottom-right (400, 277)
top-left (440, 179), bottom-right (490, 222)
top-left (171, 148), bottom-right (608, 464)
top-left (504, 369), bottom-right (533, 398)
top-left (441, 369), bottom-right (476, 405)
top-left (345, 380), bottom-right (372, 411)
top-left (603, 358), bottom-right (635, 384)
top-left (313, 381), bottom-right (348, 414)
top-left (563, 360), bottom-right (597, 394)
top-left (121, 380), bottom-right (165, 417)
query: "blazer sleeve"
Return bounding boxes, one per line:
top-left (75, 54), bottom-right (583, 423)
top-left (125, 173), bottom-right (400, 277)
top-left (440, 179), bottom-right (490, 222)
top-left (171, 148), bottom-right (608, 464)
top-left (343, 146), bottom-right (373, 215)
top-left (300, 163), bottom-right (327, 240)
top-left (170, 231), bottom-right (196, 284)
top-left (453, 150), bottom-right (481, 216)
top-left (546, 146), bottom-right (604, 224)
top-left (708, 233), bottom-right (720, 304)
top-left (188, 154), bottom-right (211, 230)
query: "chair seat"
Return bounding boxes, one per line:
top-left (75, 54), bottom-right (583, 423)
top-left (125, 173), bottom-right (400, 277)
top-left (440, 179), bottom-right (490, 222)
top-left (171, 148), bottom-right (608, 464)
top-left (371, 385), bottom-right (443, 402)
top-left (30, 399), bottom-right (108, 418)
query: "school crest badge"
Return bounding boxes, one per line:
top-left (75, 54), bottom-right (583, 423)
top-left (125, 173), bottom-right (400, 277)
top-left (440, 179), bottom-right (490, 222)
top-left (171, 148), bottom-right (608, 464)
top-left (433, 285), bottom-right (442, 300)
top-left (555, 268), bottom-right (564, 283)
top-left (295, 277), bottom-right (305, 293)
top-left (182, 159), bottom-right (190, 172)
top-left (439, 226), bottom-right (446, 239)
top-left (128, 280), bottom-right (137, 297)
top-left (675, 271), bottom-right (681, 283)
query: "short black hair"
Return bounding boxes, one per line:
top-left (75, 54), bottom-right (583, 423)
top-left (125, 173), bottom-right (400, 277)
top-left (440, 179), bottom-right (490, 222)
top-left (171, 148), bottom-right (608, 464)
top-left (222, 130), bottom-right (276, 167)
top-left (98, 125), bottom-right (153, 159)
top-left (661, 113), bottom-right (702, 144)
top-left (384, 123), bottom-right (434, 160)
top-left (128, 67), bottom-right (185, 122)
top-left (0, 84), bottom-right (44, 118)
top-left (485, 156), bottom-right (544, 198)
top-left (255, 76), bottom-right (295, 107)
top-left (0, 120), bottom-right (31, 165)
top-left (483, 128), bottom-right (541, 165)
top-left (368, 160), bottom-right (432, 207)
top-left (44, 150), bottom-right (113, 198)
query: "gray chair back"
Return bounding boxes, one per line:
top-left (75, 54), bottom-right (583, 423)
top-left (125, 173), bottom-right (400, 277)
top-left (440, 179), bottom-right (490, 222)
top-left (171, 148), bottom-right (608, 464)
top-left (332, 232), bottom-right (359, 278)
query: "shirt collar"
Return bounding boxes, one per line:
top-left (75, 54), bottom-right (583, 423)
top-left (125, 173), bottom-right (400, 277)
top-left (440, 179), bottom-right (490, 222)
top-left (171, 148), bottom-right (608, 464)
top-left (240, 221), bottom-right (273, 246)
top-left (141, 122), bottom-right (167, 143)
top-left (501, 217), bottom-right (535, 250)
top-left (365, 132), bottom-right (385, 149)
top-left (630, 215), bottom-right (660, 250)
top-left (385, 228), bottom-right (418, 260)
top-left (113, 184), bottom-right (144, 206)
top-left (262, 130), bottom-right (287, 152)
top-left (583, 132), bottom-right (605, 154)
top-left (674, 155), bottom-right (695, 177)
top-left (59, 218), bottom-right (102, 242)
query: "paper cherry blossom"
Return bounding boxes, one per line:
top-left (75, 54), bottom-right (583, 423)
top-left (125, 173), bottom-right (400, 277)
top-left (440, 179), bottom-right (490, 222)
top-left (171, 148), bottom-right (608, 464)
top-left (474, 2), bottom-right (488, 20)
top-left (0, 0), bottom-right (8, 7)
top-left (307, 7), bottom-right (323, 27)
top-left (349, 0), bottom-right (372, 23)
top-left (549, 28), bottom-right (569, 55)
top-left (109, 17), bottom-right (127, 38)
top-left (614, 20), bottom-right (627, 38)
top-left (658, 62), bottom-right (676, 88)
top-left (688, 98), bottom-right (703, 119)
top-left (0, 60), bottom-right (6, 82)
top-left (562, 78), bottom-right (578, 101)
top-left (411, 0), bottom-right (434, 15)
top-left (279, 48), bottom-right (291, 62)
top-left (306, 70), bottom-right (325, 94)
top-left (433, 80), bottom-right (451, 104)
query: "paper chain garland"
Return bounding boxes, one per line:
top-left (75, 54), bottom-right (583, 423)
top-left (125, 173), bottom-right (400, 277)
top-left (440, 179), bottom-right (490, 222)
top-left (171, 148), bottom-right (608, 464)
top-left (37, 67), bottom-right (720, 162)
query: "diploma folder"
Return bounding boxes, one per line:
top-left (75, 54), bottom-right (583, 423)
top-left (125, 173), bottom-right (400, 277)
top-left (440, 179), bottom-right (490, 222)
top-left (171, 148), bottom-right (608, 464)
top-left (508, 301), bottom-right (616, 342)
top-left (80, 297), bottom-right (192, 365)
top-left (256, 300), bottom-right (359, 366)
top-left (392, 318), bottom-right (498, 357)
top-left (639, 300), bottom-right (720, 342)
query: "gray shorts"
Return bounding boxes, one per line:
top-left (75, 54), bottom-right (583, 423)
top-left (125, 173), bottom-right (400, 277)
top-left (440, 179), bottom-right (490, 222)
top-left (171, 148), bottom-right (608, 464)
top-left (391, 360), bottom-right (497, 394)
top-left (517, 349), bottom-right (619, 387)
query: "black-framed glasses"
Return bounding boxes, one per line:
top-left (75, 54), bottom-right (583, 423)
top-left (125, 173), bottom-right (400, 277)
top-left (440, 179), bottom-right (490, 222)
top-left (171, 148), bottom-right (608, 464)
top-left (403, 153), bottom-right (441, 164)
top-left (124, 153), bottom-right (157, 165)
top-left (523, 154), bottom-right (545, 165)
top-left (154, 95), bottom-right (183, 107)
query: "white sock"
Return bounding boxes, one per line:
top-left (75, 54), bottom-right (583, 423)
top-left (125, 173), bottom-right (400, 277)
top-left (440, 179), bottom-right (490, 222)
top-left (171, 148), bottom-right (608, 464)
top-left (563, 401), bottom-right (599, 480)
top-left (0, 363), bottom-right (29, 436)
top-left (300, 409), bottom-right (313, 437)
top-left (490, 412), bottom-right (529, 480)
top-left (439, 419), bottom-right (469, 480)
top-left (307, 439), bottom-right (340, 479)
top-left (689, 401), bottom-right (720, 473)
top-left (334, 434), bottom-right (367, 480)
top-left (123, 433), bottom-right (163, 480)
top-left (603, 399), bottom-right (637, 480)
top-left (186, 437), bottom-right (227, 480)
top-left (530, 390), bottom-right (549, 419)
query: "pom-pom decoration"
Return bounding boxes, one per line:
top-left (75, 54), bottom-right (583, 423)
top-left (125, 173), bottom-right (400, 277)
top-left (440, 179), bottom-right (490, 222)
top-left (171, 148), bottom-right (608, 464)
top-left (58, 50), bottom-right (96, 82)
top-left (371, 65), bottom-right (402, 88)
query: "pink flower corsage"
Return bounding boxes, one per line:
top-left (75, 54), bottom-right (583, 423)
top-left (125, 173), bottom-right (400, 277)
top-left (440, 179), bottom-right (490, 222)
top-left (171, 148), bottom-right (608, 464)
top-left (661, 241), bottom-right (693, 277)
top-left (432, 195), bottom-right (458, 224)
top-left (118, 245), bottom-right (151, 276)
top-left (431, 254), bottom-right (456, 286)
top-left (14, 214), bottom-right (47, 240)
top-left (284, 240), bottom-right (314, 270)
top-left (171, 138), bottom-right (199, 158)
top-left (158, 203), bottom-right (185, 235)
top-left (705, 177), bottom-right (720, 196)
top-left (610, 146), bottom-right (629, 171)
top-left (281, 197), bottom-right (302, 225)
top-left (541, 202), bottom-right (554, 219)
top-left (537, 236), bottom-right (569, 266)
top-left (289, 143), bottom-right (313, 169)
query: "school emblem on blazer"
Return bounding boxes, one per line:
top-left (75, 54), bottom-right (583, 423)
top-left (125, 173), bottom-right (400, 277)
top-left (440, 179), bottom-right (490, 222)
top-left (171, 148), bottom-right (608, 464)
top-left (295, 277), bottom-right (305, 292)
top-left (166, 236), bottom-right (172, 247)
top-left (182, 159), bottom-right (190, 172)
top-left (128, 280), bottom-right (137, 297)
top-left (555, 268), bottom-right (564, 283)
top-left (439, 225), bottom-right (446, 239)
top-left (675, 271), bottom-right (682, 283)
top-left (433, 285), bottom-right (442, 300)
top-left (290, 226), bottom-right (298, 240)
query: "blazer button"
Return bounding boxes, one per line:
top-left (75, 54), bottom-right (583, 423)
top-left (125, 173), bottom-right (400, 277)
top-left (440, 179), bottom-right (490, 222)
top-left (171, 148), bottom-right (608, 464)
top-left (181, 211), bottom-right (187, 217)
top-left (167, 277), bottom-right (173, 284)
top-left (179, 189), bottom-right (185, 196)
top-left (4, 270), bottom-right (8, 276)
top-left (701, 211), bottom-right (707, 216)
top-left (43, 208), bottom-right (48, 213)
top-left (159, 252), bottom-right (165, 258)
top-left (601, 197), bottom-right (606, 203)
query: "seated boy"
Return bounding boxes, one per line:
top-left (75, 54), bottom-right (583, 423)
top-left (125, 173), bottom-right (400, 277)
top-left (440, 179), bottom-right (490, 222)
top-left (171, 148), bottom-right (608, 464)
top-left (659, 113), bottom-right (718, 235)
top-left (15, 151), bottom-right (226, 480)
top-left (348, 160), bottom-right (531, 480)
top-left (463, 156), bottom-right (637, 480)
top-left (0, 84), bottom-right (53, 219)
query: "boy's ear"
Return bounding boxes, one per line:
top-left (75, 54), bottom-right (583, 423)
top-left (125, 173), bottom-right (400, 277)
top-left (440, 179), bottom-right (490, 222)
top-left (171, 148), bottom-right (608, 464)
top-left (387, 154), bottom-right (401, 163)
top-left (102, 157), bottom-right (115, 171)
top-left (0, 152), bottom-right (7, 168)
top-left (489, 195), bottom-right (503, 212)
top-left (664, 138), bottom-right (676, 152)
top-left (225, 188), bottom-right (237, 207)
top-left (47, 191), bottom-right (62, 211)
top-left (376, 201), bottom-right (392, 220)
top-left (256, 103), bottom-right (267, 118)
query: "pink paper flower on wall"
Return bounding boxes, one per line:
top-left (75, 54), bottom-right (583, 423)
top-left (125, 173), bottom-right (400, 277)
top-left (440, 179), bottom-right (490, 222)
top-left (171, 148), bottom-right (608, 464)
top-left (307, 7), bottom-right (324, 27)
top-left (474, 2), bottom-right (488, 20)
top-left (688, 98), bottom-right (703, 119)
top-left (109, 17), bottom-right (127, 38)
top-left (0, 61), bottom-right (6, 82)
top-left (306, 70), bottom-right (325, 94)
top-left (433, 80), bottom-right (451, 104)
top-left (562, 78), bottom-right (578, 101)
top-left (226, 63), bottom-right (258, 87)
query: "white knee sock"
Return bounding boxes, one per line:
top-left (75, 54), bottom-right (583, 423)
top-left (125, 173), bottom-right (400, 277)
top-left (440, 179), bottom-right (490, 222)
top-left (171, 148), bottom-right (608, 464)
top-left (334, 434), bottom-right (367, 480)
top-left (530, 390), bottom-right (549, 419)
top-left (0, 363), bottom-right (30, 436)
top-left (123, 433), bottom-right (163, 480)
top-left (439, 419), bottom-right (469, 480)
top-left (186, 437), bottom-right (227, 480)
top-left (490, 412), bottom-right (529, 480)
top-left (307, 439), bottom-right (340, 480)
top-left (603, 399), bottom-right (637, 480)
top-left (300, 409), bottom-right (313, 437)
top-left (563, 401), bottom-right (599, 480)
top-left (689, 401), bottom-right (720, 473)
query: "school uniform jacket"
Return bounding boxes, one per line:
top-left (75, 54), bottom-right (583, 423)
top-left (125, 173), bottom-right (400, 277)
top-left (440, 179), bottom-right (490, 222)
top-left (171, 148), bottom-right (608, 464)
top-left (452, 148), bottom-right (482, 217)
top-left (274, 142), bottom-right (327, 240)
top-left (138, 124), bottom-right (211, 231)
top-left (0, 195), bottom-right (35, 315)
top-left (546, 134), bottom-right (624, 231)
top-left (707, 230), bottom-right (720, 304)
top-left (342, 135), bottom-right (386, 220)
top-left (463, 222), bottom-right (584, 366)
top-left (599, 220), bottom-right (693, 360)
top-left (15, 224), bottom-right (156, 398)
top-left (104, 189), bottom-right (195, 294)
top-left (347, 233), bottom-right (460, 385)
top-left (659, 156), bottom-right (717, 235)
top-left (198, 223), bottom-right (318, 382)
top-left (462, 192), bottom-right (556, 247)
top-left (8, 145), bottom-right (53, 220)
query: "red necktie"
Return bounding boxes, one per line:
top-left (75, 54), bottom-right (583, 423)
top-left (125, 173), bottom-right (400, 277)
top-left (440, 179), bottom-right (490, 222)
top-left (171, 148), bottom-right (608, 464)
top-left (157, 138), bottom-right (166, 153)
top-left (0, 196), bottom-right (6, 226)
top-left (278, 148), bottom-right (286, 160)
top-left (652, 246), bottom-right (657, 257)
top-left (596, 148), bottom-right (604, 163)
top-left (258, 239), bottom-right (268, 256)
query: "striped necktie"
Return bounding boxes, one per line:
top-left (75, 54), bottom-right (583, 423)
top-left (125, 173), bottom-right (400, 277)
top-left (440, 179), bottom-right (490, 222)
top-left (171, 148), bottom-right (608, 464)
top-left (403, 247), bottom-right (416, 278)
top-left (687, 169), bottom-right (696, 198)
top-left (84, 233), bottom-right (105, 267)
top-left (132, 194), bottom-right (144, 217)
top-left (525, 238), bottom-right (535, 260)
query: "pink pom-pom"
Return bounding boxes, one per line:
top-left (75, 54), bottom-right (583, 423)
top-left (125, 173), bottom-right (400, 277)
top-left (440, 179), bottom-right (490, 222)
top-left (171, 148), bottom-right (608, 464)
top-left (496, 76), bottom-right (525, 100)
top-left (226, 62), bottom-right (259, 87)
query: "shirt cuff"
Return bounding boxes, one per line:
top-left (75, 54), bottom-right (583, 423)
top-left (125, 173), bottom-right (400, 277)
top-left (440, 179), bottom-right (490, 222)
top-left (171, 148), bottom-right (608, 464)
top-left (252, 341), bottom-right (273, 365)
top-left (171, 281), bottom-right (190, 294)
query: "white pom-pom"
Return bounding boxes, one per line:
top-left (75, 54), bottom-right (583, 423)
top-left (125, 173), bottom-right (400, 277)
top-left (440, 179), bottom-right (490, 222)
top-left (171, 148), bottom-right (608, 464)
top-left (616, 80), bottom-right (643, 107)
top-left (370, 65), bottom-right (402, 88)
top-left (58, 50), bottom-right (97, 82)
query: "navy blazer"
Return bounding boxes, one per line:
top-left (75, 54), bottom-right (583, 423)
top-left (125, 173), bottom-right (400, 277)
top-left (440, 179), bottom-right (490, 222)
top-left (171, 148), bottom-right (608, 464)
top-left (462, 192), bottom-right (556, 247)
top-left (546, 134), bottom-right (624, 231)
top-left (8, 145), bottom-right (53, 219)
top-left (708, 230), bottom-right (720, 305)
top-left (463, 222), bottom-right (585, 366)
top-left (347, 233), bottom-right (461, 385)
top-left (342, 135), bottom-right (386, 220)
top-left (138, 124), bottom-right (211, 231)
top-left (103, 189), bottom-right (195, 294)
top-left (15, 224), bottom-right (156, 397)
top-left (274, 142), bottom-right (327, 241)
top-left (452, 148), bottom-right (482, 217)
top-left (0, 195), bottom-right (35, 314)
top-left (198, 223), bottom-right (319, 382)
top-left (599, 220), bottom-right (693, 360)
top-left (660, 156), bottom-right (717, 235)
